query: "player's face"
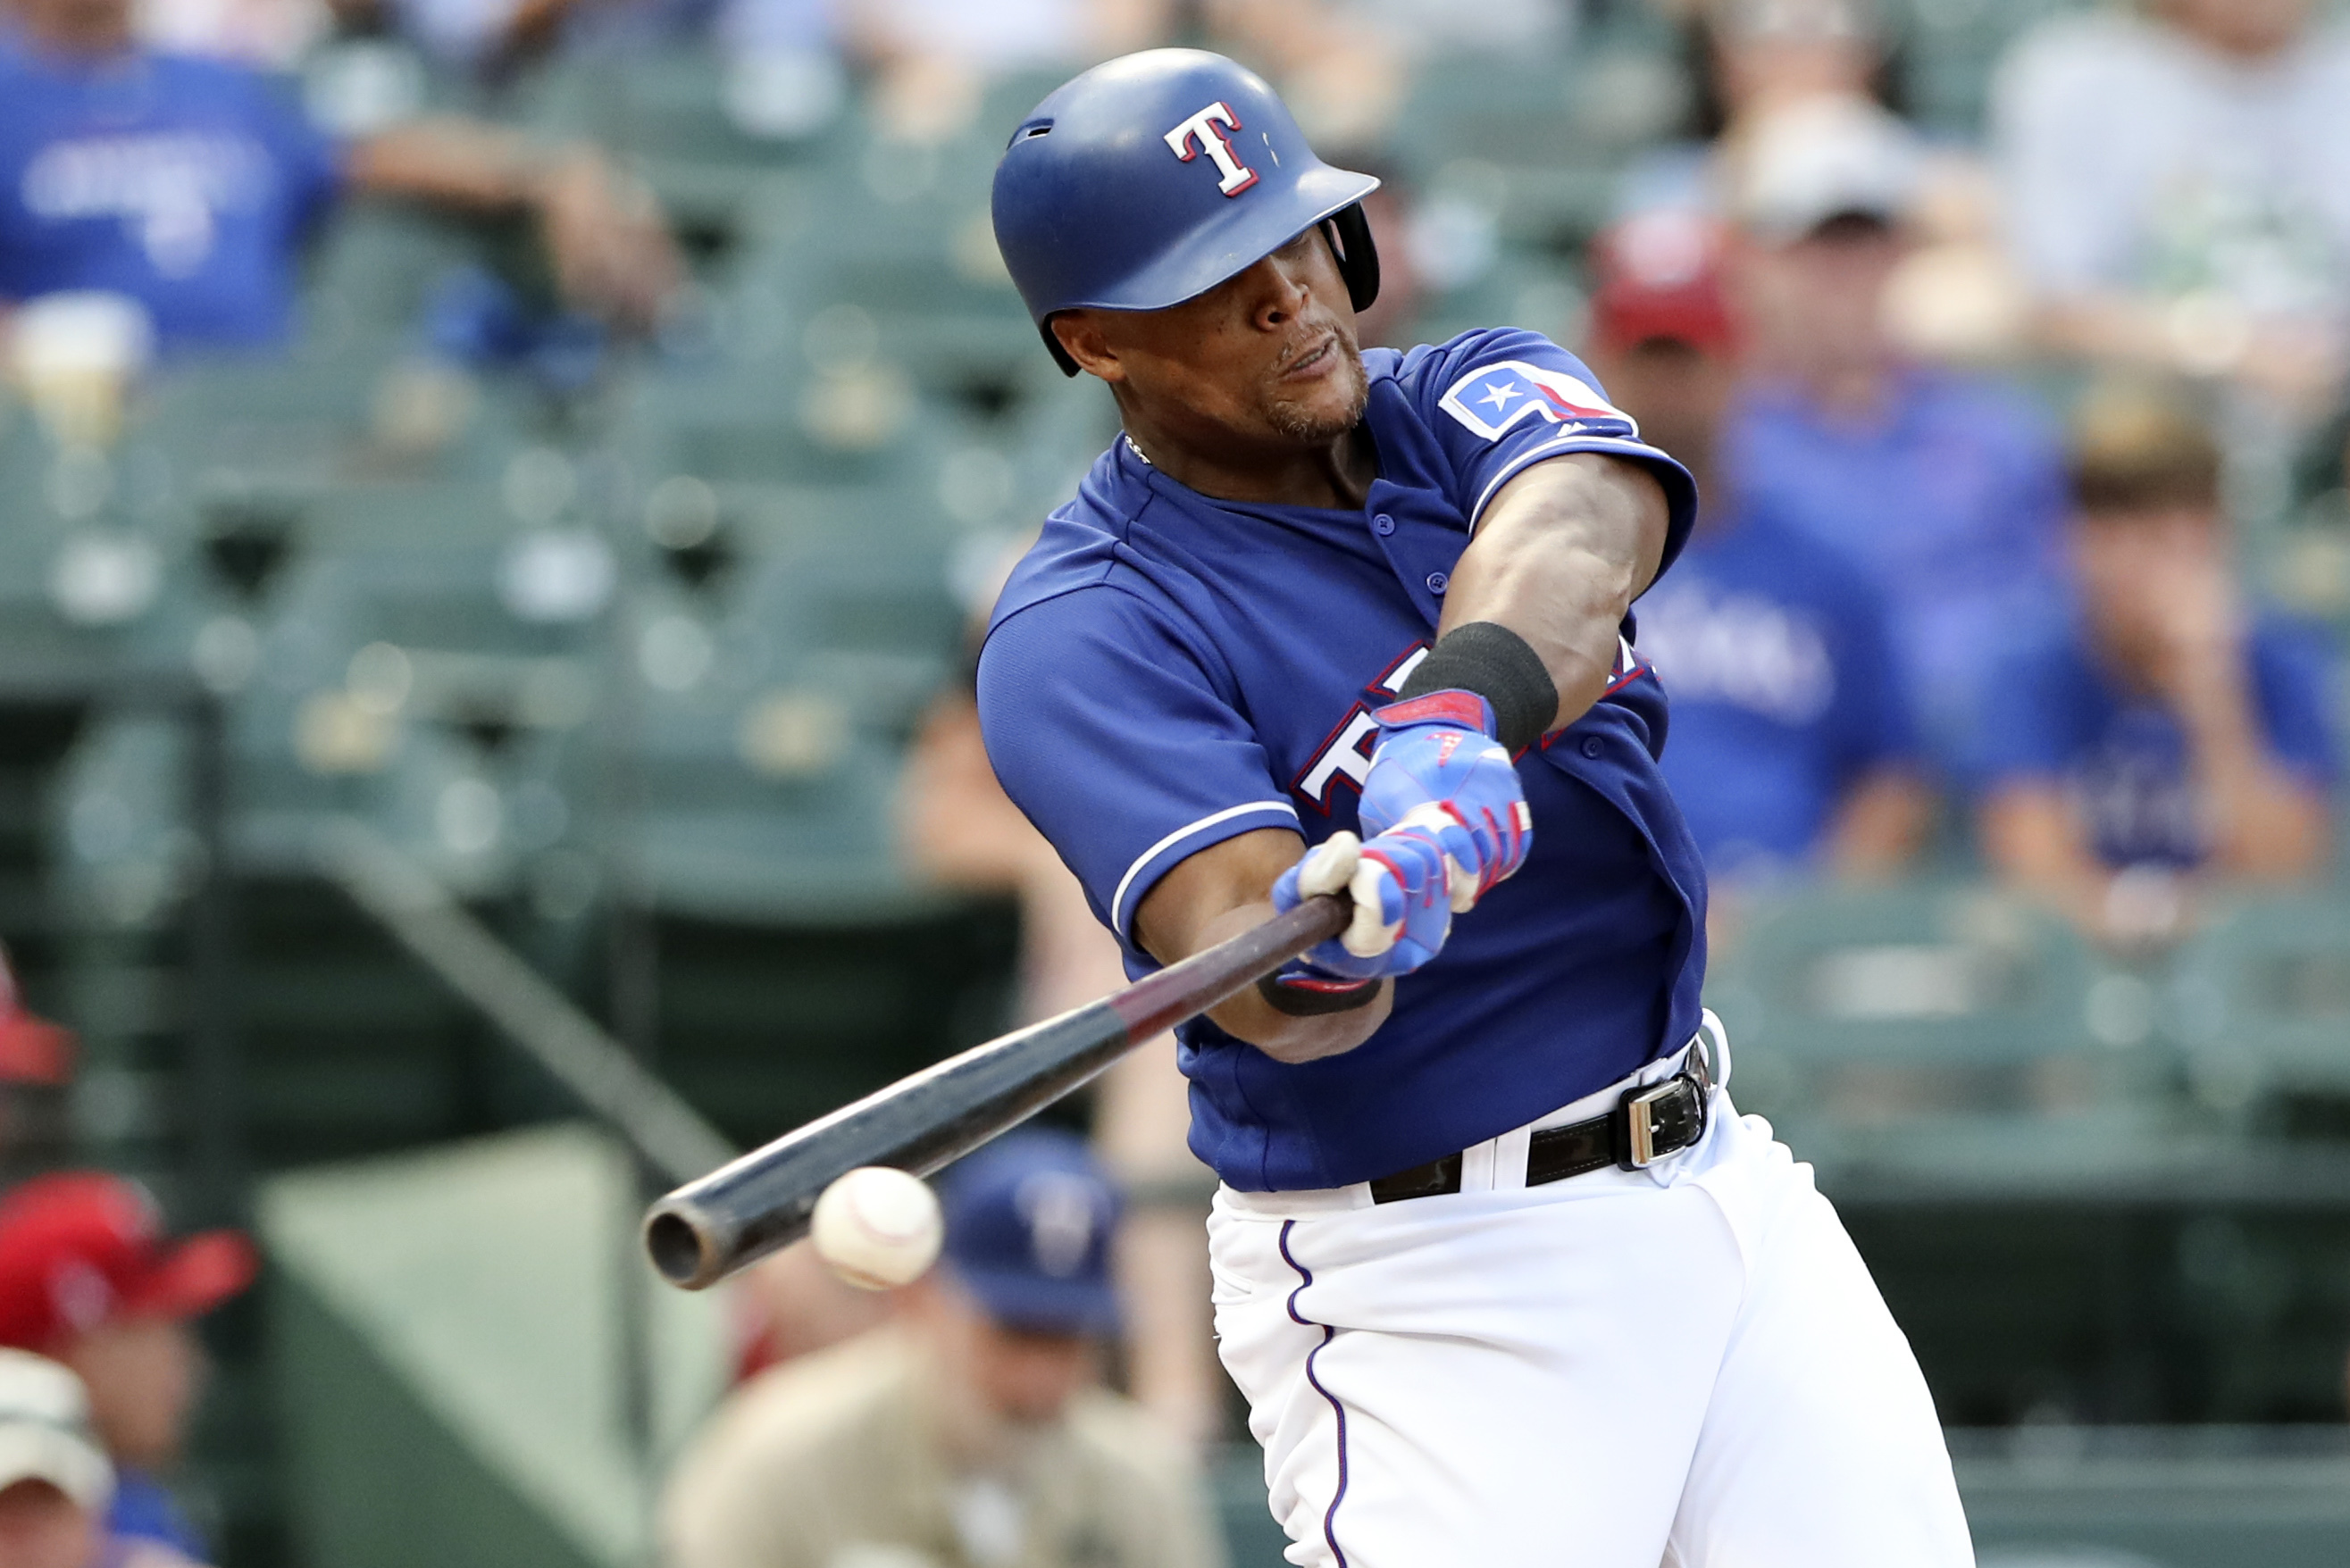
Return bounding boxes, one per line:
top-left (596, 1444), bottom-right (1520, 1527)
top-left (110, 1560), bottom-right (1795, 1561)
top-left (2074, 505), bottom-right (2226, 665)
top-left (1733, 216), bottom-right (1903, 379)
top-left (0, 1482), bottom-right (97, 1568)
top-left (1588, 338), bottom-right (1737, 473)
top-left (11, 0), bottom-right (134, 52)
top-left (61, 1314), bottom-right (202, 1468)
top-left (2161, 0), bottom-right (2309, 56)
top-left (966, 1320), bottom-right (1098, 1427)
top-left (1059, 229), bottom-right (1369, 455)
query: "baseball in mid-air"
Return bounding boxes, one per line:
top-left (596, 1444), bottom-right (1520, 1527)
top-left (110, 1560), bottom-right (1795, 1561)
top-left (809, 1166), bottom-right (943, 1289)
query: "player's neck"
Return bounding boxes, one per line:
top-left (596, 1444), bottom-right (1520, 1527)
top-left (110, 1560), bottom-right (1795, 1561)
top-left (1122, 421), bottom-right (1378, 511)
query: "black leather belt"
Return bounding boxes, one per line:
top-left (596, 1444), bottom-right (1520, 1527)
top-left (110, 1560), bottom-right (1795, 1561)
top-left (1367, 1053), bottom-right (1713, 1205)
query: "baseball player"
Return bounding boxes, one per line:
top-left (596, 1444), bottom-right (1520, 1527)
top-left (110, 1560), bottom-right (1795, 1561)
top-left (978, 49), bottom-right (1974, 1568)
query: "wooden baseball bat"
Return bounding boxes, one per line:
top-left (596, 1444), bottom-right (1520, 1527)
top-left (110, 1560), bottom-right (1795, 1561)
top-left (642, 893), bottom-right (1350, 1289)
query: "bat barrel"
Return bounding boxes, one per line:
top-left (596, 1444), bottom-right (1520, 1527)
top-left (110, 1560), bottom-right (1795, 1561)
top-left (642, 998), bottom-right (1133, 1288)
top-left (641, 895), bottom-right (1347, 1290)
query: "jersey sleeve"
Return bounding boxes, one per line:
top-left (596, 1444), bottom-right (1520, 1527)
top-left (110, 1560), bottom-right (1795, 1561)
top-left (255, 70), bottom-right (346, 236)
top-left (1971, 635), bottom-right (2079, 788)
top-left (1407, 327), bottom-right (1698, 575)
top-left (978, 586), bottom-right (1300, 948)
top-left (2251, 620), bottom-right (2342, 788)
top-left (1821, 562), bottom-right (1920, 780)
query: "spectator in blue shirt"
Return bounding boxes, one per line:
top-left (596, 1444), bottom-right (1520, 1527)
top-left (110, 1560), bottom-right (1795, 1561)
top-left (1977, 383), bottom-right (2337, 947)
top-left (0, 0), bottom-right (680, 354)
top-left (1587, 211), bottom-right (1929, 897)
top-left (1721, 95), bottom-right (2071, 780)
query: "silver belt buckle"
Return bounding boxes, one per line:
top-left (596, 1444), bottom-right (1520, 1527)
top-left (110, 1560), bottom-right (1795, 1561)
top-left (1621, 1079), bottom-right (1680, 1169)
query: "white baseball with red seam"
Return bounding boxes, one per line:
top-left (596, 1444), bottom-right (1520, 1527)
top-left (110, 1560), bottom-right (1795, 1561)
top-left (809, 1166), bottom-right (943, 1290)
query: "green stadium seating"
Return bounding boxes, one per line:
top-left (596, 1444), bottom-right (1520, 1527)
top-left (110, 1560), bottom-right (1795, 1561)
top-left (1705, 884), bottom-right (2169, 1174)
top-left (2168, 897), bottom-right (2350, 1100)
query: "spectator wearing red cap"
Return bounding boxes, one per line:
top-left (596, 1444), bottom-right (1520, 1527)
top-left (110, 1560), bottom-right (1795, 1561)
top-left (0, 1174), bottom-right (255, 1566)
top-left (1588, 211), bottom-right (1929, 908)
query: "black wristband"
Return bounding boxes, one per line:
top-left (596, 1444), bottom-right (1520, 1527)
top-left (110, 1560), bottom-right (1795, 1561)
top-left (1396, 621), bottom-right (1558, 754)
top-left (1257, 972), bottom-right (1381, 1016)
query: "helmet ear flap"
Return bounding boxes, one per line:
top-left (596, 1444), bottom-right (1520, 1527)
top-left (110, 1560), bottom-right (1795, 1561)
top-left (1325, 204), bottom-right (1381, 314)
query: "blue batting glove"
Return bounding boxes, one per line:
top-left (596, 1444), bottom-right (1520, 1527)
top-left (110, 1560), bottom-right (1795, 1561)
top-left (1360, 690), bottom-right (1534, 909)
top-left (1270, 826), bottom-right (1456, 980)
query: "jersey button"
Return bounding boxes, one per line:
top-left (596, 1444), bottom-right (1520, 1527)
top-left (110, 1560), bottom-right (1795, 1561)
top-left (1374, 513), bottom-right (1396, 536)
top-left (1580, 737), bottom-right (1603, 759)
top-left (1426, 571), bottom-right (1449, 595)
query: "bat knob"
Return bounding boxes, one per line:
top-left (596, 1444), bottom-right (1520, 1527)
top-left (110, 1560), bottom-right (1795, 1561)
top-left (644, 1202), bottom-right (727, 1289)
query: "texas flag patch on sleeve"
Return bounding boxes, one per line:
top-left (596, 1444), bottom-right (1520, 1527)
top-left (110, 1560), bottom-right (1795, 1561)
top-left (1438, 361), bottom-right (1640, 443)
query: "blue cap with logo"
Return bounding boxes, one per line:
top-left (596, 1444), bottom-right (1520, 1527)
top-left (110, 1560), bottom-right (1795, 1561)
top-left (941, 1128), bottom-right (1123, 1337)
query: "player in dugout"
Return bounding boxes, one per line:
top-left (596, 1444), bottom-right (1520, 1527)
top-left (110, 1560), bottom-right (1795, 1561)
top-left (0, 0), bottom-right (678, 354)
top-left (976, 49), bottom-right (1970, 1568)
top-left (663, 1129), bottom-right (1225, 1568)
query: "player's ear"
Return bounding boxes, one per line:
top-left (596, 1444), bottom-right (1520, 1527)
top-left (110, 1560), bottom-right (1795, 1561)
top-left (1050, 312), bottom-right (1125, 384)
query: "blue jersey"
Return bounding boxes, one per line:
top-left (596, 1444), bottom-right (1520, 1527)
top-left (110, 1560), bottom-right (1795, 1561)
top-left (1637, 502), bottom-right (1918, 881)
top-left (980, 329), bottom-right (1703, 1192)
top-left (105, 1466), bottom-right (206, 1562)
top-left (1725, 369), bottom-right (2070, 775)
top-left (0, 37), bottom-right (342, 349)
top-left (1974, 613), bottom-right (2339, 870)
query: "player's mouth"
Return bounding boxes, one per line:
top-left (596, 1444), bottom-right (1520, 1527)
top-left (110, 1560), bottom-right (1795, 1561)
top-left (1279, 331), bottom-right (1340, 381)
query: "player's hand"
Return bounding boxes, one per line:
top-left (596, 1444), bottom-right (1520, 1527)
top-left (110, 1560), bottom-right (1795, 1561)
top-left (1270, 827), bottom-right (1454, 979)
top-left (1360, 690), bottom-right (1533, 910)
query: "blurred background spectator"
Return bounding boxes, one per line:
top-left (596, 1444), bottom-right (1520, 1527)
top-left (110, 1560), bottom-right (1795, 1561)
top-left (1994, 0), bottom-right (2350, 415)
top-left (663, 1130), bottom-right (1226, 1568)
top-left (0, 1349), bottom-right (135, 1568)
top-left (1722, 93), bottom-right (2068, 785)
top-left (1593, 210), bottom-right (1926, 908)
top-left (0, 0), bottom-right (681, 354)
top-left (0, 1175), bottom-right (254, 1566)
top-left (1975, 381), bottom-right (2337, 949)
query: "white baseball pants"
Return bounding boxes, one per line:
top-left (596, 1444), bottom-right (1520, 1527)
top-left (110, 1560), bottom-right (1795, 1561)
top-left (1208, 1030), bottom-right (1975, 1568)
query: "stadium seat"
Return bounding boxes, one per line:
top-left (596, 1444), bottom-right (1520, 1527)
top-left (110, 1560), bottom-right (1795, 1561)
top-left (1705, 884), bottom-right (2168, 1174)
top-left (2167, 895), bottom-right (2350, 1102)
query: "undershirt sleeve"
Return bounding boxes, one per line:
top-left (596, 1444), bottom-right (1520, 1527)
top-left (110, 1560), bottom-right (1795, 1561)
top-left (978, 587), bottom-right (1300, 951)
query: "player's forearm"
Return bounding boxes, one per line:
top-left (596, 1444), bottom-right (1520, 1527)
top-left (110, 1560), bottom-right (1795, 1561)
top-left (345, 119), bottom-right (551, 211)
top-left (1824, 771), bottom-right (1931, 880)
top-left (1134, 828), bottom-right (1392, 1063)
top-left (1979, 787), bottom-right (2115, 931)
top-left (1442, 454), bottom-right (1669, 736)
top-left (2173, 669), bottom-right (2330, 879)
top-left (1191, 897), bottom-right (1392, 1062)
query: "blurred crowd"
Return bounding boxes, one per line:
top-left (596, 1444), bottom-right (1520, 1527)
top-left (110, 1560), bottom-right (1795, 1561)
top-left (0, 0), bottom-right (2339, 944)
top-left (4, 0), bottom-right (2350, 1562)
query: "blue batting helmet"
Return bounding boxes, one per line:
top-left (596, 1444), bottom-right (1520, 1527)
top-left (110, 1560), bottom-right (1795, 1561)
top-left (991, 49), bottom-right (1382, 376)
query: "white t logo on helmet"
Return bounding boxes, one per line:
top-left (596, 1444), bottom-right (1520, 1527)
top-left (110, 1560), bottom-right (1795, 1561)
top-left (1163, 101), bottom-right (1259, 196)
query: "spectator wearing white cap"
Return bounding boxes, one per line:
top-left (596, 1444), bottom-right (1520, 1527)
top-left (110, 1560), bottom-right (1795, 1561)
top-left (1721, 94), bottom-right (2070, 786)
top-left (1994, 0), bottom-right (2350, 412)
top-left (0, 1347), bottom-right (196, 1568)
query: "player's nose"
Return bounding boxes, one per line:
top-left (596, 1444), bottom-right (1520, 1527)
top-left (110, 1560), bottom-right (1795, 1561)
top-left (1244, 254), bottom-right (1314, 334)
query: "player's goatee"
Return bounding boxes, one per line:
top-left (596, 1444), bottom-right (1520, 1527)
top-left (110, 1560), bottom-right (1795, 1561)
top-left (1267, 338), bottom-right (1370, 444)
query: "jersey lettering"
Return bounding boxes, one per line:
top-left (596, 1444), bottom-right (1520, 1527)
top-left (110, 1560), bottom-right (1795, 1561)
top-left (1376, 646), bottom-right (1429, 695)
top-left (1162, 102), bottom-right (1259, 196)
top-left (1439, 360), bottom-right (1638, 443)
top-left (1294, 705), bottom-right (1377, 811)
